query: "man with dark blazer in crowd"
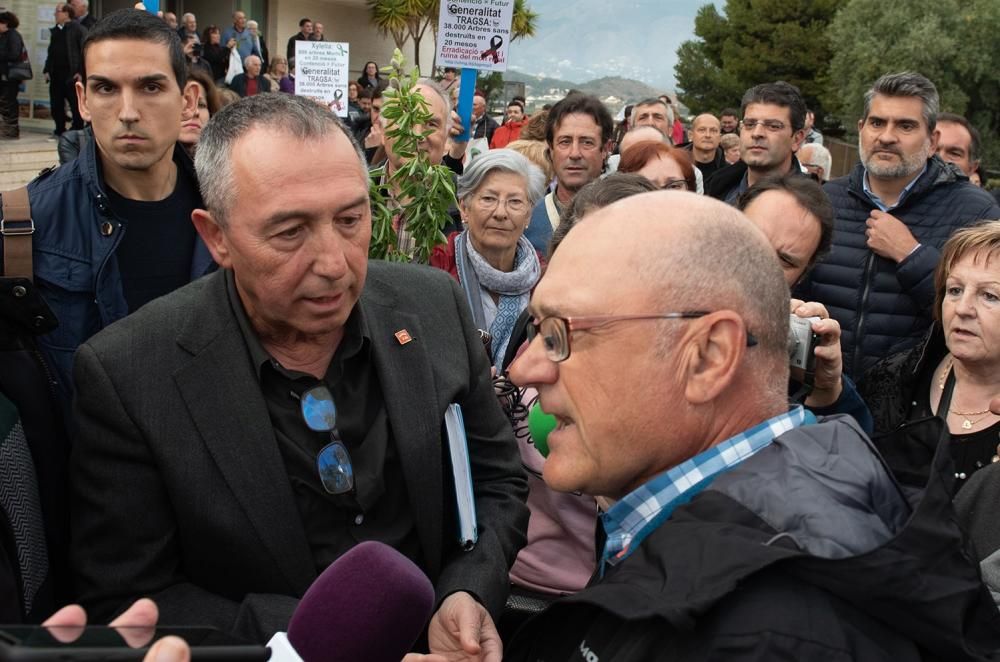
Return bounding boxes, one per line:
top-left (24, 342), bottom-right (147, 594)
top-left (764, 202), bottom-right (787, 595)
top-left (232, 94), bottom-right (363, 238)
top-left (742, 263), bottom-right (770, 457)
top-left (69, 92), bottom-right (529, 654)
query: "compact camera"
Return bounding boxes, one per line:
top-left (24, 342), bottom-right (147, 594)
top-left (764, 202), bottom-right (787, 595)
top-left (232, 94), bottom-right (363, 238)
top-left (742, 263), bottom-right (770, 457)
top-left (788, 315), bottom-right (820, 372)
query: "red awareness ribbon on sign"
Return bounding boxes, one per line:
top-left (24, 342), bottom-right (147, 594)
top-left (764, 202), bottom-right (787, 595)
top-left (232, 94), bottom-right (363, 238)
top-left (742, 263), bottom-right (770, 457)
top-left (480, 35), bottom-right (503, 63)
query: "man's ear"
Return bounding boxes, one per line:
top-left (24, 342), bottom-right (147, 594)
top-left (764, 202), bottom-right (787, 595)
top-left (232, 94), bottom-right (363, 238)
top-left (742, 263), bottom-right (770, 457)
top-left (682, 311), bottom-right (748, 405)
top-left (790, 128), bottom-right (806, 153)
top-left (76, 79), bottom-right (91, 123)
top-left (928, 128), bottom-right (939, 154)
top-left (191, 209), bottom-right (232, 269)
top-left (180, 80), bottom-right (199, 122)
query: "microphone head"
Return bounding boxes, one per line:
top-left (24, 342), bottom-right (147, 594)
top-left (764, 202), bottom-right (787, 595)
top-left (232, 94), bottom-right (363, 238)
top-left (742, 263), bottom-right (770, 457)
top-left (287, 540), bottom-right (435, 662)
top-left (528, 402), bottom-right (557, 458)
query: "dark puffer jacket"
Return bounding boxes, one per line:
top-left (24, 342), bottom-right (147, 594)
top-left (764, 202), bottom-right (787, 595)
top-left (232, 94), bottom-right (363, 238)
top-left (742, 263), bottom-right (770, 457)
top-left (505, 415), bottom-right (1000, 661)
top-left (798, 156), bottom-right (1000, 378)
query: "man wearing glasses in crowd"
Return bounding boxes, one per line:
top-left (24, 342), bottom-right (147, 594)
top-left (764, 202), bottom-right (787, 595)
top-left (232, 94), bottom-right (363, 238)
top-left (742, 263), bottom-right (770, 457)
top-left (69, 93), bottom-right (528, 658)
top-left (482, 191), bottom-right (997, 661)
top-left (705, 81), bottom-right (808, 204)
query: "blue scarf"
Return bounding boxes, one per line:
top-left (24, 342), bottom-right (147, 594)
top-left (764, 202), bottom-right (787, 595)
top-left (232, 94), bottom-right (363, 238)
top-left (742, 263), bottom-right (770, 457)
top-left (454, 231), bottom-right (540, 366)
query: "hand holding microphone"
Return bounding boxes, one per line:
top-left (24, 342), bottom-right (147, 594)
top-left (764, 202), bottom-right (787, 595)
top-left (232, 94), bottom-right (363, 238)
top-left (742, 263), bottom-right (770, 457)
top-left (268, 540), bottom-right (435, 662)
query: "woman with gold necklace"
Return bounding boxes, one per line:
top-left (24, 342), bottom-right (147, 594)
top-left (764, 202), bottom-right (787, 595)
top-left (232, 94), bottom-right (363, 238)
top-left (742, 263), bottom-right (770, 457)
top-left (861, 220), bottom-right (1000, 494)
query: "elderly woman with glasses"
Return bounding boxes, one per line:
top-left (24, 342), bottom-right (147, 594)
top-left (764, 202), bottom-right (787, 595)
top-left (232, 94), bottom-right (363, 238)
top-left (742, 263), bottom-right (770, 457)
top-left (431, 149), bottom-right (546, 367)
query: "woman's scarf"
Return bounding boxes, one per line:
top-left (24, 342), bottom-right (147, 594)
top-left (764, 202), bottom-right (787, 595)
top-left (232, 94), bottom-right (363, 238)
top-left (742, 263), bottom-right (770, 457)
top-left (454, 230), bottom-right (540, 366)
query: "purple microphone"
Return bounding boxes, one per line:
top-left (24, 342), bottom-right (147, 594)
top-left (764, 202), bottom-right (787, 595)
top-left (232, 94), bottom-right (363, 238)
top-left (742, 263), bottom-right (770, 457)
top-left (273, 540), bottom-right (436, 662)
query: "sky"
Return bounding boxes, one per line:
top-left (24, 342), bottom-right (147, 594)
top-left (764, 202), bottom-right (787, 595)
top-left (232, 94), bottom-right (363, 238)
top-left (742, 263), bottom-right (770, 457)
top-left (506, 0), bottom-right (720, 92)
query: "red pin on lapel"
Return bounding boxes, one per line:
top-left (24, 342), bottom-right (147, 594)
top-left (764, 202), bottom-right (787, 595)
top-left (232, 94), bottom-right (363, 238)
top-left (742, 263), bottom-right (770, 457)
top-left (395, 329), bottom-right (413, 345)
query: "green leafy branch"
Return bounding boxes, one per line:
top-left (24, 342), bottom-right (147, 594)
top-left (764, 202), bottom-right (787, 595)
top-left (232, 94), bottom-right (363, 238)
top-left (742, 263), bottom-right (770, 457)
top-left (369, 49), bottom-right (457, 263)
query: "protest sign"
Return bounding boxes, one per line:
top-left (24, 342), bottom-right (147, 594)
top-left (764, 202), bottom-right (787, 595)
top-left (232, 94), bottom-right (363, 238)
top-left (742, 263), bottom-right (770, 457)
top-left (436, 0), bottom-right (514, 73)
top-left (295, 41), bottom-right (350, 117)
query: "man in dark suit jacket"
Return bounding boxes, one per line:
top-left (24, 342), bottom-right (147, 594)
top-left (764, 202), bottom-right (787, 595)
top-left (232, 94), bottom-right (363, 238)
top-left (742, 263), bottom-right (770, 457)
top-left (70, 93), bottom-right (529, 652)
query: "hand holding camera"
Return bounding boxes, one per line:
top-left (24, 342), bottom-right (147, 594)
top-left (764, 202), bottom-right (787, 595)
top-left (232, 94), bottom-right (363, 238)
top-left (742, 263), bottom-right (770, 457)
top-left (790, 299), bottom-right (844, 408)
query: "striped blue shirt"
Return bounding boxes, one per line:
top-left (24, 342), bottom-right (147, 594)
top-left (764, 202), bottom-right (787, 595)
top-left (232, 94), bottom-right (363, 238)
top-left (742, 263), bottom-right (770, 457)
top-left (600, 406), bottom-right (816, 574)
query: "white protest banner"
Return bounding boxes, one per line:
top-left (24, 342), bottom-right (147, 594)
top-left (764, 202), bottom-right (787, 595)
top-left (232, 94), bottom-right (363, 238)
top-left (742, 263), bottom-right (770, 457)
top-left (436, 0), bottom-right (514, 73)
top-left (295, 41), bottom-right (350, 117)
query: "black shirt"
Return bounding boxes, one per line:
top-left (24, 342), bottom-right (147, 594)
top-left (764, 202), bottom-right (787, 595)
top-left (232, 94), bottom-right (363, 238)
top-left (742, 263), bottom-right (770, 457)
top-left (225, 271), bottom-right (423, 574)
top-left (917, 365), bottom-right (1000, 488)
top-left (106, 162), bottom-right (199, 312)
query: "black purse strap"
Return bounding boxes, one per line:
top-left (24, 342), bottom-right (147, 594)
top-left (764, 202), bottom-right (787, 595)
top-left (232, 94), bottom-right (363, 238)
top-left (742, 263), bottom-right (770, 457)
top-left (1, 187), bottom-right (33, 280)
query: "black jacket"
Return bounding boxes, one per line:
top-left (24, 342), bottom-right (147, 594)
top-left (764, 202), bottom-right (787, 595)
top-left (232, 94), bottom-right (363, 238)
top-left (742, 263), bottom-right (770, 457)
top-left (799, 156), bottom-right (1000, 377)
top-left (472, 114), bottom-right (499, 144)
top-left (703, 154), bottom-right (804, 202)
top-left (43, 22), bottom-right (85, 77)
top-left (0, 27), bottom-right (24, 78)
top-left (506, 416), bottom-right (1000, 661)
top-left (203, 43), bottom-right (229, 81)
top-left (679, 142), bottom-right (727, 179)
top-left (285, 31), bottom-right (308, 60)
top-left (858, 325), bottom-right (946, 439)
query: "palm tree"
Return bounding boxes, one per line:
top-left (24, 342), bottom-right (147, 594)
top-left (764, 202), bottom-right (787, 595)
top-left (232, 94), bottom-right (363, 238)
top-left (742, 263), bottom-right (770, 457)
top-left (511, 0), bottom-right (539, 42)
top-left (367, 0), bottom-right (437, 72)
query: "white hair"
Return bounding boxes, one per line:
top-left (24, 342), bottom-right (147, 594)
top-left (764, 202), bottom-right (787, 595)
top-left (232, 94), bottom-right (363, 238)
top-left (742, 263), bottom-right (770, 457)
top-left (243, 54), bottom-right (260, 67)
top-left (381, 79), bottom-right (453, 134)
top-left (798, 143), bottom-right (832, 181)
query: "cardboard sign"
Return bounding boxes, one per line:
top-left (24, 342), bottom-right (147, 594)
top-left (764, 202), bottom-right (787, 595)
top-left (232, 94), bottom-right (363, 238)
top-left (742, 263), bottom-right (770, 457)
top-left (295, 41), bottom-right (350, 117)
top-left (436, 0), bottom-right (514, 73)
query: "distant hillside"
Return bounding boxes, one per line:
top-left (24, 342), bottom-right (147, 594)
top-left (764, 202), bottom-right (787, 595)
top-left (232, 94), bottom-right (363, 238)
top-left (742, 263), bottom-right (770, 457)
top-left (578, 77), bottom-right (665, 102)
top-left (504, 70), bottom-right (665, 109)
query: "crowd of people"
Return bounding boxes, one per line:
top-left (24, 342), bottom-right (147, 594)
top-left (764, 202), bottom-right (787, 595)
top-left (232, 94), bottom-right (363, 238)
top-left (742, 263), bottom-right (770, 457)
top-left (3, 5), bottom-right (1000, 661)
top-left (0, 6), bottom-right (345, 143)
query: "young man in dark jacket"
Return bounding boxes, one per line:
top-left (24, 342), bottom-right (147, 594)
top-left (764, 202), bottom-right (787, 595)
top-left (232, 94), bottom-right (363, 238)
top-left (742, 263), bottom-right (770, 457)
top-left (798, 72), bottom-right (1000, 378)
top-left (5, 10), bottom-right (213, 407)
top-left (495, 192), bottom-right (999, 661)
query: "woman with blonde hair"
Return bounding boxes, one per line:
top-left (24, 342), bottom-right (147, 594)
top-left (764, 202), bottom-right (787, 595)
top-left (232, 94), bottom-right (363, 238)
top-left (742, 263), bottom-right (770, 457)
top-left (861, 220), bottom-right (1000, 493)
top-left (263, 55), bottom-right (287, 90)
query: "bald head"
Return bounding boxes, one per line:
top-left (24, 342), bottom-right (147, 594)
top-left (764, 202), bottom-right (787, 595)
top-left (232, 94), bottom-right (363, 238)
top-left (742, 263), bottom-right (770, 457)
top-left (514, 191), bottom-right (791, 495)
top-left (619, 125), bottom-right (666, 154)
top-left (692, 113), bottom-right (722, 157)
top-left (693, 113), bottom-right (720, 129)
top-left (547, 191), bottom-right (790, 382)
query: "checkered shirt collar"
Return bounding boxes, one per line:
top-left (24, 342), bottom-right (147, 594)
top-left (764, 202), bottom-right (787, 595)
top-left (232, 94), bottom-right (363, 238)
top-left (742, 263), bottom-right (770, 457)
top-left (600, 406), bottom-right (814, 571)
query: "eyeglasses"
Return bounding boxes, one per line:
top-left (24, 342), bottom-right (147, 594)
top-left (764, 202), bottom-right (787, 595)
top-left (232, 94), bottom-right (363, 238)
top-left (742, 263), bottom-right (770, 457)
top-left (527, 312), bottom-right (703, 362)
top-left (474, 193), bottom-right (528, 214)
top-left (527, 312), bottom-right (759, 362)
top-left (741, 119), bottom-right (788, 133)
top-left (660, 179), bottom-right (689, 191)
top-left (299, 384), bottom-right (354, 495)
